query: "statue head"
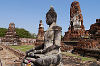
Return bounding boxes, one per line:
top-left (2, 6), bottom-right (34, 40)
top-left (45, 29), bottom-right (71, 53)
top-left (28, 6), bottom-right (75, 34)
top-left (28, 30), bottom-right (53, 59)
top-left (46, 6), bottom-right (57, 26)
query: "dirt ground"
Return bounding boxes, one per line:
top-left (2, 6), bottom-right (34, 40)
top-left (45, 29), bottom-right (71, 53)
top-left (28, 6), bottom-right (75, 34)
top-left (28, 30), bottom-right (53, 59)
top-left (0, 46), bottom-right (19, 66)
top-left (0, 45), bottom-right (100, 66)
top-left (62, 55), bottom-right (100, 66)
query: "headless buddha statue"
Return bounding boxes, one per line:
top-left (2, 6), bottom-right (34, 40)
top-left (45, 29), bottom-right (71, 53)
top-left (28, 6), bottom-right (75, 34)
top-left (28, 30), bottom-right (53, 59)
top-left (22, 6), bottom-right (62, 66)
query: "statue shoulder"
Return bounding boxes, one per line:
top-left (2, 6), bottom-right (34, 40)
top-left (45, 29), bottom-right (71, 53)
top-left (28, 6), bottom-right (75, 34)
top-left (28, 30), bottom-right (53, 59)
top-left (52, 26), bottom-right (62, 30)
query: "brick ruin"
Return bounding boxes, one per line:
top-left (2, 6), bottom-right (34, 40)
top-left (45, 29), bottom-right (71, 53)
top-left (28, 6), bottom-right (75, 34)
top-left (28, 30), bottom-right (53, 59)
top-left (62, 1), bottom-right (100, 54)
top-left (35, 20), bottom-right (44, 46)
top-left (89, 19), bottom-right (100, 44)
top-left (62, 1), bottom-right (86, 51)
top-left (71, 19), bottom-right (100, 59)
top-left (20, 38), bottom-right (36, 45)
top-left (2, 23), bottom-right (20, 45)
top-left (63, 1), bottom-right (86, 41)
top-left (0, 45), bottom-right (25, 66)
top-left (77, 39), bottom-right (98, 49)
top-left (36, 20), bottom-right (44, 41)
top-left (77, 19), bottom-right (100, 49)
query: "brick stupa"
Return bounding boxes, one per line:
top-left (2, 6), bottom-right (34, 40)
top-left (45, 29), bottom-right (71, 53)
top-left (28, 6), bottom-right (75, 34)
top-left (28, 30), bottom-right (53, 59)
top-left (63, 1), bottom-right (85, 41)
top-left (2, 23), bottom-right (20, 45)
top-left (35, 20), bottom-right (44, 46)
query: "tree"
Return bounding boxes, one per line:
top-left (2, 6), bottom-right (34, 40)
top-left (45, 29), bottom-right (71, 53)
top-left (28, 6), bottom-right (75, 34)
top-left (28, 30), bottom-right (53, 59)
top-left (0, 28), bottom-right (7, 37)
top-left (0, 28), bottom-right (36, 39)
top-left (16, 28), bottom-right (32, 38)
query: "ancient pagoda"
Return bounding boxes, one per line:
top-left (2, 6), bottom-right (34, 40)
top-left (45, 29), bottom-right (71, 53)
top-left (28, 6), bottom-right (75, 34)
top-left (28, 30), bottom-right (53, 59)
top-left (63, 1), bottom-right (85, 41)
top-left (35, 20), bottom-right (44, 46)
top-left (2, 23), bottom-right (20, 45)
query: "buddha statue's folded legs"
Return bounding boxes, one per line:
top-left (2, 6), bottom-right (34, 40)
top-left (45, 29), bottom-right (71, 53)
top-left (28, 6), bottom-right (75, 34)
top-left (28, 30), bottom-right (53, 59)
top-left (23, 53), bottom-right (62, 66)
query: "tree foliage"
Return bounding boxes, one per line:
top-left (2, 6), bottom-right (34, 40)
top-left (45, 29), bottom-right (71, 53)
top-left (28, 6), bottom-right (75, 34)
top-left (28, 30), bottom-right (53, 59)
top-left (0, 28), bottom-right (36, 39)
top-left (0, 28), bottom-right (7, 37)
top-left (15, 28), bottom-right (31, 38)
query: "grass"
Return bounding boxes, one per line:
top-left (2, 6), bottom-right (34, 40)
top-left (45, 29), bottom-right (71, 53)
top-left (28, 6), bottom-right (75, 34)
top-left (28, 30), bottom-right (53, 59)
top-left (10, 45), bottom-right (96, 62)
top-left (10, 45), bottom-right (35, 52)
top-left (62, 52), bottom-right (96, 62)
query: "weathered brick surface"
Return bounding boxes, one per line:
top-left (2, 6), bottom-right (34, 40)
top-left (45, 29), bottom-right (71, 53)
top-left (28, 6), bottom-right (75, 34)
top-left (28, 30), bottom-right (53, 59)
top-left (63, 1), bottom-right (86, 41)
top-left (2, 45), bottom-right (25, 59)
top-left (61, 42), bottom-right (73, 52)
top-left (77, 39), bottom-right (98, 49)
top-left (2, 23), bottom-right (21, 45)
top-left (35, 20), bottom-right (44, 46)
top-left (89, 19), bottom-right (100, 43)
top-left (0, 45), bottom-right (25, 66)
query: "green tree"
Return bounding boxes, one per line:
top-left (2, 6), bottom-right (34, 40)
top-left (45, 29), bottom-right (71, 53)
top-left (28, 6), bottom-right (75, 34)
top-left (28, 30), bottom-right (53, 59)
top-left (15, 28), bottom-right (36, 38)
top-left (0, 28), bottom-right (36, 39)
top-left (0, 28), bottom-right (7, 37)
top-left (16, 28), bottom-right (32, 38)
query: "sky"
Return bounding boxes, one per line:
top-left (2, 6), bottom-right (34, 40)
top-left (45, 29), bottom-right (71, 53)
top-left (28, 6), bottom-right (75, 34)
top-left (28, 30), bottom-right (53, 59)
top-left (0, 0), bottom-right (100, 35)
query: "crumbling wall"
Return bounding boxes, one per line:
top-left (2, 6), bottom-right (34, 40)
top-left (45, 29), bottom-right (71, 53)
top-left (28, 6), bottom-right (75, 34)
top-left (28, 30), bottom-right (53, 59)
top-left (2, 45), bottom-right (25, 59)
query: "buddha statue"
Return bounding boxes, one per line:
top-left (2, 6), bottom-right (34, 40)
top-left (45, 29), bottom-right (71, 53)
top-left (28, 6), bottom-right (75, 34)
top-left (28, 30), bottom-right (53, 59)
top-left (22, 6), bottom-right (62, 66)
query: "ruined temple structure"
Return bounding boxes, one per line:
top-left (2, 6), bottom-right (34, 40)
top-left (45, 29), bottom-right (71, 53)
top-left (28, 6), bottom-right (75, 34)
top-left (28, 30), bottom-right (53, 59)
top-left (71, 19), bottom-right (100, 59)
top-left (35, 20), bottom-right (44, 46)
top-left (2, 23), bottom-right (20, 45)
top-left (77, 39), bottom-right (98, 49)
top-left (89, 19), bottom-right (100, 44)
top-left (63, 1), bottom-right (86, 41)
top-left (61, 1), bottom-right (90, 52)
top-left (36, 20), bottom-right (44, 41)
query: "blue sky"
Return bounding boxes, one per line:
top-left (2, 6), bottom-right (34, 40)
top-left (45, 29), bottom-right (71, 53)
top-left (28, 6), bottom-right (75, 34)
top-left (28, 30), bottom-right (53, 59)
top-left (0, 0), bottom-right (100, 35)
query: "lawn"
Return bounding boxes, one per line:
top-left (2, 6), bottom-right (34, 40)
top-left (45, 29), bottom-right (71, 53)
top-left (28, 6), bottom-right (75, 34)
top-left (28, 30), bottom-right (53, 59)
top-left (10, 45), bottom-right (35, 52)
top-left (10, 45), bottom-right (96, 62)
top-left (62, 52), bottom-right (96, 62)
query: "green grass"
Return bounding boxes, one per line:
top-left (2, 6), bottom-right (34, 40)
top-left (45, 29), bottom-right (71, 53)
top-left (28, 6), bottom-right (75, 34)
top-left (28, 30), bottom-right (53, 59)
top-left (62, 52), bottom-right (96, 62)
top-left (10, 45), bottom-right (35, 52)
top-left (10, 45), bottom-right (96, 62)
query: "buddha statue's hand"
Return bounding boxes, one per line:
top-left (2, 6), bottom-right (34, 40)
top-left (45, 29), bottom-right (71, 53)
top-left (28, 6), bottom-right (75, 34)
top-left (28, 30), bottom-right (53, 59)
top-left (26, 48), bottom-right (35, 56)
top-left (28, 52), bottom-right (35, 57)
top-left (34, 50), bottom-right (43, 54)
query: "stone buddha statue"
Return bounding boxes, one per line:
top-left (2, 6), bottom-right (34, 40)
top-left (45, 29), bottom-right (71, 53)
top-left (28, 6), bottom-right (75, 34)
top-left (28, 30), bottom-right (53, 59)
top-left (22, 6), bottom-right (62, 66)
